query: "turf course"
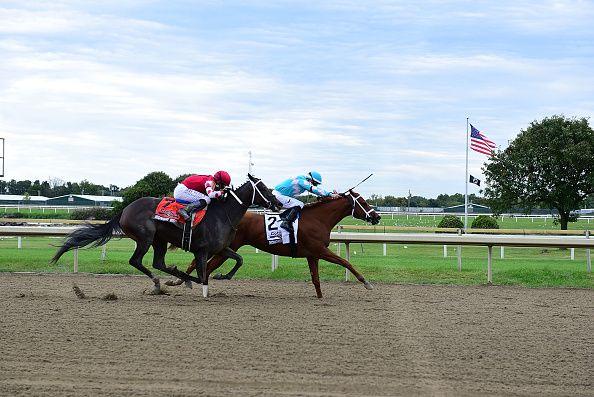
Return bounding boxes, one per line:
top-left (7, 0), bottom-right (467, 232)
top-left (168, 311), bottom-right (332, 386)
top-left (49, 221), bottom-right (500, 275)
top-left (339, 213), bottom-right (594, 231)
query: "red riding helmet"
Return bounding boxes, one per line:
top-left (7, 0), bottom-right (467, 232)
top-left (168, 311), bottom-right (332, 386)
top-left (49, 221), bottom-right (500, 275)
top-left (213, 170), bottom-right (231, 187)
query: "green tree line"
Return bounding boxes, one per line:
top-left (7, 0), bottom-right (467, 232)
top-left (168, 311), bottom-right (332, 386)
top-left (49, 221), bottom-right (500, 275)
top-left (0, 178), bottom-right (119, 197)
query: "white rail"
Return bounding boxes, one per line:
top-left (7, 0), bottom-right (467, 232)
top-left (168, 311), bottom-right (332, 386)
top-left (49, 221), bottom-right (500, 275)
top-left (1, 226), bottom-right (592, 282)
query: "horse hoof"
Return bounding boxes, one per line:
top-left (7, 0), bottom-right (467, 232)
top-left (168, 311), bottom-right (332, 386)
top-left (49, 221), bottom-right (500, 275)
top-left (184, 280), bottom-right (193, 289)
top-left (165, 278), bottom-right (183, 286)
top-left (213, 273), bottom-right (224, 280)
top-left (364, 281), bottom-right (374, 290)
top-left (148, 286), bottom-right (162, 295)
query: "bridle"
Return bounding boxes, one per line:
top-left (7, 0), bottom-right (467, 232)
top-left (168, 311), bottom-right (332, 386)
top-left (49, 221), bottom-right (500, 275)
top-left (345, 190), bottom-right (377, 222)
top-left (228, 178), bottom-right (275, 210)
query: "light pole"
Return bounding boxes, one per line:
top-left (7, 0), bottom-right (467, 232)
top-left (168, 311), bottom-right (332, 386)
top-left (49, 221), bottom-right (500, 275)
top-left (0, 137), bottom-right (4, 178)
top-left (407, 189), bottom-right (412, 212)
top-left (248, 151), bottom-right (254, 174)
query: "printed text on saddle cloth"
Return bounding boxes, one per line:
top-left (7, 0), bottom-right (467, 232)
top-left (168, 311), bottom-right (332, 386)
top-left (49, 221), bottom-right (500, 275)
top-left (265, 212), bottom-right (298, 245)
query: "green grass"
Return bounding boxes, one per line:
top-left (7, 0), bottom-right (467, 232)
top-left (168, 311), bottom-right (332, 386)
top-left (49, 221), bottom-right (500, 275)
top-left (0, 208), bottom-right (72, 218)
top-left (2, 209), bottom-right (593, 230)
top-left (1, 236), bottom-right (592, 289)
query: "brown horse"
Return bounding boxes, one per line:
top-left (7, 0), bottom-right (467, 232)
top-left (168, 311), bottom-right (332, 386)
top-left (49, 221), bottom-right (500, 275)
top-left (168, 190), bottom-right (381, 298)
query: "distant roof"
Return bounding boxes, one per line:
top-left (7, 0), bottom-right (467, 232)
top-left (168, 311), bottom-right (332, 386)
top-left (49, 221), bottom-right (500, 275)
top-left (0, 194), bottom-right (49, 201)
top-left (48, 194), bottom-right (123, 202)
top-left (444, 203), bottom-right (491, 209)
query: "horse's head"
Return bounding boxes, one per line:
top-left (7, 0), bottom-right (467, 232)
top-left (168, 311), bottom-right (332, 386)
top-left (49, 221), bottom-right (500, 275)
top-left (242, 173), bottom-right (282, 211)
top-left (342, 190), bottom-right (381, 225)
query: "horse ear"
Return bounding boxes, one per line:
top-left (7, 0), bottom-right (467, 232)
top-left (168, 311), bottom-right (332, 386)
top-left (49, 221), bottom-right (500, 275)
top-left (247, 173), bottom-right (254, 181)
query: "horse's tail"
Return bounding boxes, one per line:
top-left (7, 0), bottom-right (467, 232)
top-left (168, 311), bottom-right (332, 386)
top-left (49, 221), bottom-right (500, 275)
top-left (51, 212), bottom-right (123, 264)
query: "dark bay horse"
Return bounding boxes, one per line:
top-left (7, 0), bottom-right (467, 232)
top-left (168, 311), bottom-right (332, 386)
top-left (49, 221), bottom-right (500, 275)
top-left (51, 174), bottom-right (282, 297)
top-left (168, 190), bottom-right (381, 298)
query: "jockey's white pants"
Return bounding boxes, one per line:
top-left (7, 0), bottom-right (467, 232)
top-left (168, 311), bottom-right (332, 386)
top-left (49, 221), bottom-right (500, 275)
top-left (272, 190), bottom-right (304, 209)
top-left (174, 184), bottom-right (210, 205)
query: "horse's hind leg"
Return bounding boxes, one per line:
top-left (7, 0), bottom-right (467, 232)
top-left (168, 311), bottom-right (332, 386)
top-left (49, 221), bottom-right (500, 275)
top-left (306, 257), bottom-right (323, 298)
top-left (129, 240), bottom-right (161, 294)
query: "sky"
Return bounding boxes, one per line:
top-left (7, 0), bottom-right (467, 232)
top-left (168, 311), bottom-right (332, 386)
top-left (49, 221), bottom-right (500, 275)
top-left (0, 0), bottom-right (593, 197)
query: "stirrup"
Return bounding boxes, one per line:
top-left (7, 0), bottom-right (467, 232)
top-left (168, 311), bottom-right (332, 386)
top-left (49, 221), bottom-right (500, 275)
top-left (179, 208), bottom-right (191, 221)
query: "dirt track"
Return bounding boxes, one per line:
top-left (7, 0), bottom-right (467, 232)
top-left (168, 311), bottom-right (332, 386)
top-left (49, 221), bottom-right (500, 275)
top-left (0, 273), bottom-right (592, 396)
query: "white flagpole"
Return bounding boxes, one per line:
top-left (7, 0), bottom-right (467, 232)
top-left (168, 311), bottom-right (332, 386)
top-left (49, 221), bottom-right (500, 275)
top-left (464, 118), bottom-right (469, 230)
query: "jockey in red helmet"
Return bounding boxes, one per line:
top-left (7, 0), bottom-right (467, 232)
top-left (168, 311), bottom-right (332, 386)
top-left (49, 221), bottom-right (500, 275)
top-left (174, 170), bottom-right (231, 220)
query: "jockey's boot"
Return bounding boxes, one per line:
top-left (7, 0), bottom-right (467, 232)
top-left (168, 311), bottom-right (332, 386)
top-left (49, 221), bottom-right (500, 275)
top-left (280, 206), bottom-right (301, 232)
top-left (179, 199), bottom-right (208, 221)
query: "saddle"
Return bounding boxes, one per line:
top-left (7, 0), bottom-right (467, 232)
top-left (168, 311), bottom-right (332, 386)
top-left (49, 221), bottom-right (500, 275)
top-left (154, 197), bottom-right (207, 251)
top-left (154, 197), bottom-right (206, 229)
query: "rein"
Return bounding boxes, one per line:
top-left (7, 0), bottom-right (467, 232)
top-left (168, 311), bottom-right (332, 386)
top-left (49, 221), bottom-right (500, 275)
top-left (228, 179), bottom-right (271, 208)
top-left (224, 178), bottom-right (273, 229)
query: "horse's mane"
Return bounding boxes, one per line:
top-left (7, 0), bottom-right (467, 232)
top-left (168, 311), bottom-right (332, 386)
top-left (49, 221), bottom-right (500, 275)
top-left (303, 195), bottom-right (344, 210)
top-left (208, 179), bottom-right (252, 210)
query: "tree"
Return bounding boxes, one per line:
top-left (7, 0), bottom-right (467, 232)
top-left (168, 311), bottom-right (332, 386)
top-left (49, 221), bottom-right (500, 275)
top-left (483, 115), bottom-right (594, 230)
top-left (113, 171), bottom-right (174, 212)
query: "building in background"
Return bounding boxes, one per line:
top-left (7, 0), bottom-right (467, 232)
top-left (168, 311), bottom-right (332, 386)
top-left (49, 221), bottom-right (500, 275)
top-left (0, 194), bottom-right (49, 206)
top-left (443, 203), bottom-right (492, 214)
top-left (45, 194), bottom-right (122, 207)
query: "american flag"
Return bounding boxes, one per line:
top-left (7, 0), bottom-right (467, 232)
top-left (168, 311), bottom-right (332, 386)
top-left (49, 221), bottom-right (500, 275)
top-left (470, 124), bottom-right (496, 156)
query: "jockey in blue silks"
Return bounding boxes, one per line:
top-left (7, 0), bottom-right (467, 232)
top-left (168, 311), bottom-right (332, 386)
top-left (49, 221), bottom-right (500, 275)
top-left (273, 171), bottom-right (337, 233)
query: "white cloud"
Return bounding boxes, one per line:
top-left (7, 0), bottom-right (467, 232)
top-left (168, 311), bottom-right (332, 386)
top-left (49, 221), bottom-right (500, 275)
top-left (0, 1), bottom-right (592, 197)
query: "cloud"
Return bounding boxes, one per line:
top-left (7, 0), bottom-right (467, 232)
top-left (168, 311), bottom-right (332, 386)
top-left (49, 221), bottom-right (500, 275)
top-left (0, 1), bottom-right (592, 198)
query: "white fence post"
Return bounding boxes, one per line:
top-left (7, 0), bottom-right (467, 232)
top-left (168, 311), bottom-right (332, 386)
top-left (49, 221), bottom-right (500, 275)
top-left (271, 255), bottom-right (279, 271)
top-left (101, 245), bottom-right (107, 261)
top-left (383, 243), bottom-right (387, 256)
top-left (443, 245), bottom-right (447, 258)
top-left (500, 246), bottom-right (505, 259)
top-left (345, 243), bottom-right (350, 281)
top-left (255, 248), bottom-right (259, 253)
top-left (457, 229), bottom-right (462, 272)
top-left (587, 231), bottom-right (591, 273)
top-left (17, 236), bottom-right (22, 249)
top-left (73, 248), bottom-right (79, 273)
top-left (487, 246), bottom-right (493, 283)
top-left (570, 248), bottom-right (575, 260)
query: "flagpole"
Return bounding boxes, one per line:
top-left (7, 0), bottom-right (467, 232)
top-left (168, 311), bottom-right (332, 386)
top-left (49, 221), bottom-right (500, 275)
top-left (464, 117), bottom-right (469, 230)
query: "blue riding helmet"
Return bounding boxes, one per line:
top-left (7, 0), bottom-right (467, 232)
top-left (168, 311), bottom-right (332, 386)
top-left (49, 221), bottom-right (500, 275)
top-left (308, 171), bottom-right (322, 185)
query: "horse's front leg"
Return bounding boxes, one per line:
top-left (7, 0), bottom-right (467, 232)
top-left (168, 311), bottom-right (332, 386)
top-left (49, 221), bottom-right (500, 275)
top-left (193, 250), bottom-right (209, 298)
top-left (165, 259), bottom-right (197, 287)
top-left (319, 247), bottom-right (373, 290)
top-left (211, 246), bottom-right (245, 280)
top-left (152, 240), bottom-right (202, 287)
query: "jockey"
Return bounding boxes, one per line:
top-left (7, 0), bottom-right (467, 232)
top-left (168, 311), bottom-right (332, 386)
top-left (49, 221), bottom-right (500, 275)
top-left (174, 170), bottom-right (231, 220)
top-left (273, 171), bottom-right (337, 232)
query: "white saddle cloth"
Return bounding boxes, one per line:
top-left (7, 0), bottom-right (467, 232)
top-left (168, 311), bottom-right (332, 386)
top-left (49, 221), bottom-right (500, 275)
top-left (264, 212), bottom-right (298, 245)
